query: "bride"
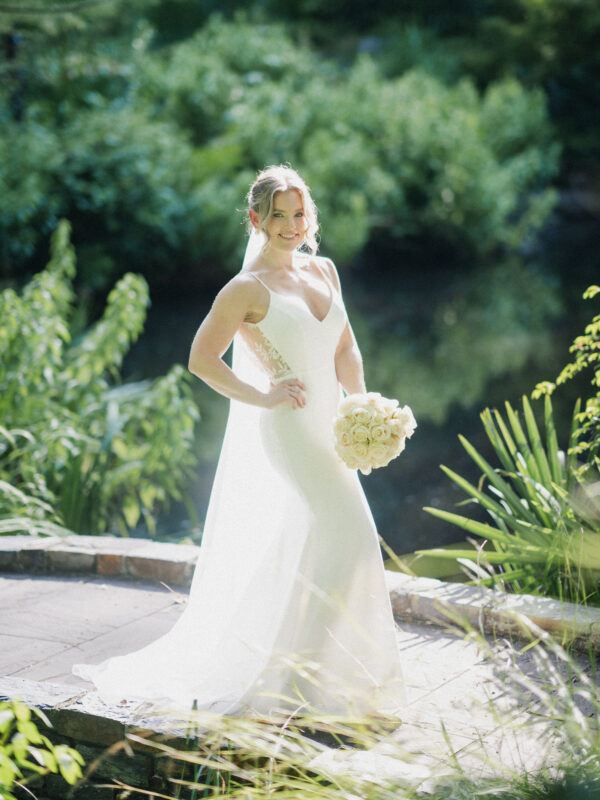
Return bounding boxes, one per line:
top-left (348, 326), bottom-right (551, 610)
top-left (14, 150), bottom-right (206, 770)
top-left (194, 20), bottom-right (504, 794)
top-left (73, 165), bottom-right (405, 719)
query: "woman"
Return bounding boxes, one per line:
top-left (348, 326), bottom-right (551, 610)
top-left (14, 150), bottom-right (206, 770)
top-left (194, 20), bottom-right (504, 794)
top-left (73, 165), bottom-right (405, 719)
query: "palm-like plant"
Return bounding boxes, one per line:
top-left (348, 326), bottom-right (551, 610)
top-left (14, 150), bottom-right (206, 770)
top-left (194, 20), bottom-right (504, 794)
top-left (420, 395), bottom-right (600, 605)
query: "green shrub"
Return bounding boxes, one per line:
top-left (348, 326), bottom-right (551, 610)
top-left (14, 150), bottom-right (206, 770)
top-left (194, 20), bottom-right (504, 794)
top-left (534, 285), bottom-right (600, 476)
top-left (174, 33), bottom-right (560, 267)
top-left (0, 105), bottom-right (203, 287)
top-left (0, 220), bottom-right (199, 536)
top-left (1, 15), bottom-right (560, 281)
top-left (0, 699), bottom-right (84, 799)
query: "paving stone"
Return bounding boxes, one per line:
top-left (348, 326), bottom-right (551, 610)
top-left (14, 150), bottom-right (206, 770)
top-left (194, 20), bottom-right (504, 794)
top-left (46, 548), bottom-right (97, 573)
top-left (124, 555), bottom-right (187, 584)
top-left (76, 742), bottom-right (151, 787)
top-left (45, 774), bottom-right (115, 799)
top-left (0, 536), bottom-right (60, 552)
top-left (64, 536), bottom-right (154, 555)
top-left (0, 549), bottom-right (17, 570)
top-left (387, 570), bottom-right (600, 649)
top-left (2, 562), bottom-right (599, 796)
top-left (0, 574), bottom-right (185, 685)
top-left (0, 574), bottom-right (69, 602)
top-left (0, 675), bottom-right (83, 708)
top-left (17, 547), bottom-right (49, 572)
top-left (0, 634), bottom-right (71, 675)
top-left (46, 706), bottom-right (126, 746)
top-left (98, 552), bottom-right (122, 576)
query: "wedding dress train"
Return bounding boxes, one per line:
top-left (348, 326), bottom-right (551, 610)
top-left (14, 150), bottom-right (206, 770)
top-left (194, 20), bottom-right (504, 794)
top-left (73, 261), bottom-right (405, 719)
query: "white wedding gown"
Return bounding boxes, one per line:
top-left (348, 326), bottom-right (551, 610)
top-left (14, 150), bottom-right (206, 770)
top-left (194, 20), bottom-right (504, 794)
top-left (73, 261), bottom-right (405, 719)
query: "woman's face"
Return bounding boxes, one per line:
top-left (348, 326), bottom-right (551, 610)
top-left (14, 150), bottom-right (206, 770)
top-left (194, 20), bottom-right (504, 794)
top-left (252, 189), bottom-right (307, 250)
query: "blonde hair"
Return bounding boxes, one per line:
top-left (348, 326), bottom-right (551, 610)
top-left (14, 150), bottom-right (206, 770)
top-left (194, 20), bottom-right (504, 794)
top-left (246, 165), bottom-right (319, 255)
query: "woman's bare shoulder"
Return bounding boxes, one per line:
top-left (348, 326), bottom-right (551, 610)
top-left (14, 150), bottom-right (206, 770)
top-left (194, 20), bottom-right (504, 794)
top-left (203, 273), bottom-right (267, 327)
top-left (214, 271), bottom-right (265, 306)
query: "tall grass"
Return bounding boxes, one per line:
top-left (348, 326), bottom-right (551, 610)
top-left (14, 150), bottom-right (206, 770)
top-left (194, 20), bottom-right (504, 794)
top-left (76, 615), bottom-right (600, 799)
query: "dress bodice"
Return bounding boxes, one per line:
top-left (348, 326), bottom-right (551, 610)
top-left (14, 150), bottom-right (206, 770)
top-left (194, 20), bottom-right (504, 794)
top-left (238, 271), bottom-right (347, 385)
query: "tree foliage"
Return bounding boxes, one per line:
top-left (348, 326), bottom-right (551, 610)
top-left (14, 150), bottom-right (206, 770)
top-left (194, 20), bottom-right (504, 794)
top-left (534, 285), bottom-right (600, 474)
top-left (0, 220), bottom-right (199, 536)
top-left (1, 14), bottom-right (560, 285)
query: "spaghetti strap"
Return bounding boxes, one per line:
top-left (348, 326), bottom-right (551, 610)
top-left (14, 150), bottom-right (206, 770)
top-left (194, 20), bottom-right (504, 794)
top-left (247, 272), bottom-right (271, 293)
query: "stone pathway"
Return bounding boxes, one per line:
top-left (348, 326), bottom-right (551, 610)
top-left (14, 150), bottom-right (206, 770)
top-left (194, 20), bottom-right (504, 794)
top-left (1, 535), bottom-right (598, 796)
top-left (0, 569), bottom-right (587, 792)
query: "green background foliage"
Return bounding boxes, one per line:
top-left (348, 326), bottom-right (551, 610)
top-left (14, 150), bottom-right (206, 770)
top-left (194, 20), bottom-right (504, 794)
top-left (0, 221), bottom-right (198, 537)
top-left (1, 14), bottom-right (560, 284)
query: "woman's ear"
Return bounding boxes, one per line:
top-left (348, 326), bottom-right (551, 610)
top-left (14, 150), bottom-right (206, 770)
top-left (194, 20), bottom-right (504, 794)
top-left (248, 209), bottom-right (260, 229)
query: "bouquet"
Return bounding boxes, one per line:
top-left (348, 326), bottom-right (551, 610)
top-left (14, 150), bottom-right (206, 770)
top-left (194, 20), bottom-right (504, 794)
top-left (333, 392), bottom-right (416, 475)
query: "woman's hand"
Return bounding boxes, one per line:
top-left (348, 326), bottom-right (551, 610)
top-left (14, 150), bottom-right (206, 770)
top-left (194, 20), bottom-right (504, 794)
top-left (263, 378), bottom-right (307, 410)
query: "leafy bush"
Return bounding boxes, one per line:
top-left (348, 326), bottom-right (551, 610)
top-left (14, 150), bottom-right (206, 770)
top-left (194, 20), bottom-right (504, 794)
top-left (420, 395), bottom-right (600, 605)
top-left (0, 105), bottom-right (203, 286)
top-left (534, 285), bottom-right (600, 476)
top-left (1, 15), bottom-right (560, 282)
top-left (0, 699), bottom-right (83, 799)
top-left (0, 220), bottom-right (199, 536)
top-left (157, 24), bottom-right (560, 267)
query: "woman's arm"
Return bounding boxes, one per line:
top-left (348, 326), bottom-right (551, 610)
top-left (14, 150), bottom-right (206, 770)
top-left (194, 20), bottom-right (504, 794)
top-left (335, 323), bottom-right (367, 395)
top-left (322, 258), bottom-right (367, 395)
top-left (188, 276), bottom-right (306, 409)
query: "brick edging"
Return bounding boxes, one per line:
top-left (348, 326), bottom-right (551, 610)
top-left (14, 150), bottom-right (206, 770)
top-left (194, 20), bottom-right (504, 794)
top-left (0, 534), bottom-right (200, 586)
top-left (387, 572), bottom-right (600, 650)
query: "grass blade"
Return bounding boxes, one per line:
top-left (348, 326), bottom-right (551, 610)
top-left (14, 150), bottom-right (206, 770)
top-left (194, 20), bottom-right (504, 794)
top-left (504, 400), bottom-right (541, 482)
top-left (567, 397), bottom-right (582, 487)
top-left (544, 394), bottom-right (563, 484)
top-left (522, 395), bottom-right (553, 486)
top-left (458, 435), bottom-right (538, 523)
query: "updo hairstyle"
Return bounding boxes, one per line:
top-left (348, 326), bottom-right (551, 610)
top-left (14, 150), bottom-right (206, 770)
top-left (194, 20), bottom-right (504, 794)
top-left (246, 165), bottom-right (319, 255)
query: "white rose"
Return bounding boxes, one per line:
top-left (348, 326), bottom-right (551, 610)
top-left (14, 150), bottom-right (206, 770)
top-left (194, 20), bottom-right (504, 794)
top-left (369, 442), bottom-right (389, 465)
top-left (351, 441), bottom-right (369, 460)
top-left (389, 437), bottom-right (406, 458)
top-left (337, 430), bottom-right (352, 447)
top-left (366, 392), bottom-right (382, 407)
top-left (339, 394), bottom-right (362, 415)
top-left (339, 416), bottom-right (353, 432)
top-left (381, 396), bottom-right (399, 414)
top-left (392, 407), bottom-right (416, 438)
top-left (350, 423), bottom-right (369, 443)
top-left (352, 406), bottom-right (373, 424)
top-left (371, 422), bottom-right (392, 442)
